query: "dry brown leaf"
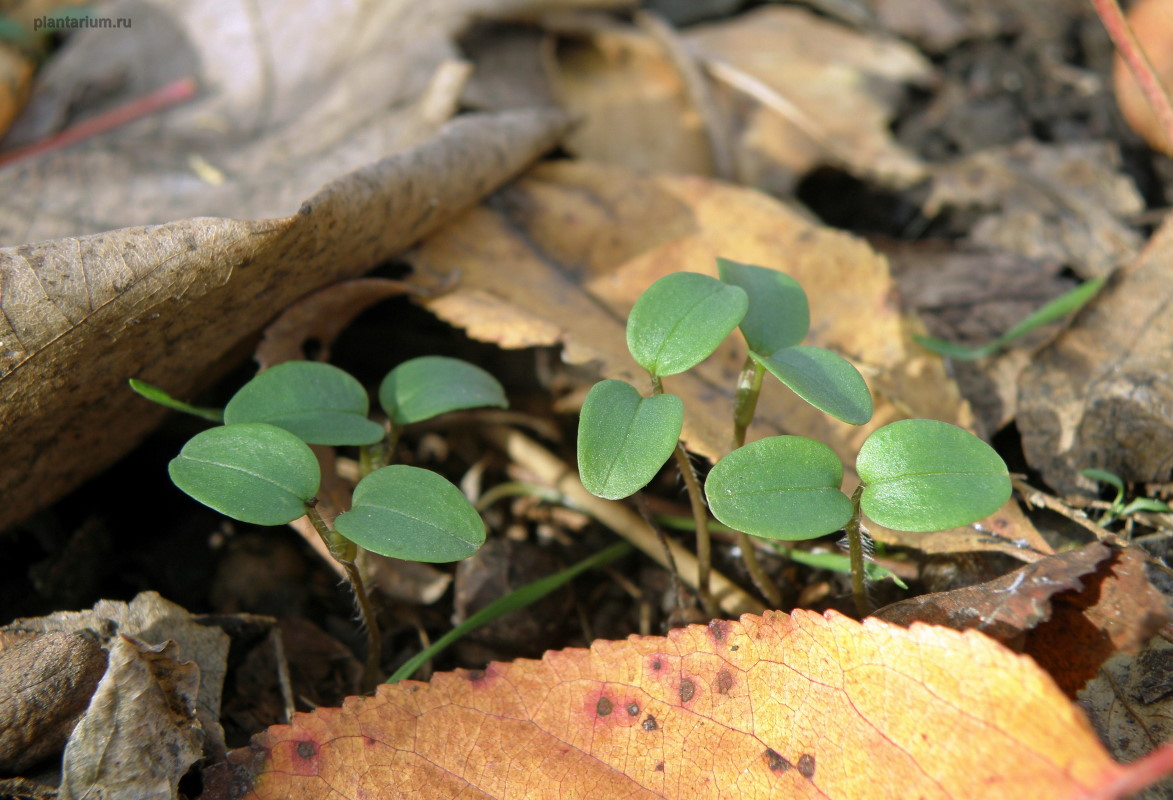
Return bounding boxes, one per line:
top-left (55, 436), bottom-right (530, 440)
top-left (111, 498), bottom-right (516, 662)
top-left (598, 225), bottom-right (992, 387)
top-left (1018, 215), bottom-right (1173, 496)
top-left (876, 543), bottom-right (1169, 695)
top-left (1080, 633), bottom-right (1173, 786)
top-left (3, 591), bottom-right (231, 760)
top-left (924, 140), bottom-right (1143, 278)
top-left (60, 636), bottom-right (201, 800)
top-left (406, 160), bottom-right (1046, 556)
top-left (0, 108), bottom-right (569, 531)
top-left (0, 631), bottom-right (106, 773)
top-left (545, 18), bottom-right (715, 174)
top-left (0, 0), bottom-right (622, 243)
top-left (685, 5), bottom-right (932, 190)
top-left (203, 609), bottom-right (1128, 799)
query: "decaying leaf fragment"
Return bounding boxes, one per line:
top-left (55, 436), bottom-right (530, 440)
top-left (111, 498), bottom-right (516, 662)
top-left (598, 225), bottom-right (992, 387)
top-left (1018, 215), bottom-right (1173, 496)
top-left (204, 609), bottom-right (1126, 799)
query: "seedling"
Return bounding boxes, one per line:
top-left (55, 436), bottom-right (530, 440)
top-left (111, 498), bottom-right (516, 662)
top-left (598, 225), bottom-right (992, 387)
top-left (1080, 467), bottom-right (1173, 527)
top-left (577, 260), bottom-right (1011, 614)
top-left (132, 356), bottom-right (507, 689)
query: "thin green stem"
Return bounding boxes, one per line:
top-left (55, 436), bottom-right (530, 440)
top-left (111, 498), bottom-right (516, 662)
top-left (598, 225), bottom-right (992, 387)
top-left (845, 484), bottom-right (869, 617)
top-left (651, 374), bottom-right (716, 616)
top-left (730, 356), bottom-right (783, 608)
top-left (305, 500), bottom-right (381, 691)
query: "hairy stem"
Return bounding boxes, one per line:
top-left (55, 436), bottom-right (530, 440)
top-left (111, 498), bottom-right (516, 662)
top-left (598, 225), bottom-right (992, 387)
top-left (845, 484), bottom-right (869, 617)
top-left (652, 374), bottom-right (716, 615)
top-left (306, 500), bottom-right (382, 691)
top-left (1092, 0), bottom-right (1173, 153)
top-left (730, 356), bottom-right (784, 608)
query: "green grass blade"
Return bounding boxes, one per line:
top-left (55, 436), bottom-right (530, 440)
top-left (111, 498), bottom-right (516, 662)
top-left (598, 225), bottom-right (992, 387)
top-left (387, 541), bottom-right (633, 684)
top-left (915, 277), bottom-right (1105, 361)
top-left (128, 379), bottom-right (224, 423)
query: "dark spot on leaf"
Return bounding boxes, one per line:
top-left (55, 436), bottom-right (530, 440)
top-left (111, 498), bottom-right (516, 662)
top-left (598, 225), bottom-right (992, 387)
top-left (296, 741), bottom-right (316, 760)
top-left (596, 696), bottom-right (613, 716)
top-left (626, 702), bottom-right (639, 716)
top-left (798, 754), bottom-right (816, 779)
top-left (679, 678), bottom-right (696, 703)
top-left (299, 201), bottom-right (313, 216)
top-left (764, 749), bottom-right (791, 772)
top-left (716, 669), bottom-right (734, 694)
top-left (655, 762), bottom-right (665, 771)
top-left (642, 715), bottom-right (658, 731)
top-left (467, 669), bottom-right (484, 681)
top-left (731, 644), bottom-right (739, 651)
top-left (652, 658), bottom-right (663, 671)
top-left (708, 619), bottom-right (730, 643)
top-left (364, 736), bottom-right (376, 746)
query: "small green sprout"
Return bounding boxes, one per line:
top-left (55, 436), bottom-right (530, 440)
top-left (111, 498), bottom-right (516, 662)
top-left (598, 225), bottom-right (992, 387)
top-left (132, 357), bottom-right (506, 690)
top-left (1080, 467), bottom-right (1173, 526)
top-left (577, 260), bottom-right (1011, 614)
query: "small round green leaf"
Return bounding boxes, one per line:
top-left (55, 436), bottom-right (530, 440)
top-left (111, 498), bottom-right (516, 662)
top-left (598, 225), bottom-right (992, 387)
top-left (706, 436), bottom-right (852, 540)
top-left (750, 346), bottom-right (873, 425)
top-left (168, 423), bottom-right (320, 525)
top-left (577, 380), bottom-right (684, 500)
top-left (856, 419), bottom-right (1011, 532)
top-left (333, 465), bottom-right (486, 562)
top-left (716, 258), bottom-right (810, 354)
top-left (224, 361), bottom-right (384, 446)
top-left (379, 356), bottom-right (507, 425)
top-left (626, 272), bottom-right (748, 377)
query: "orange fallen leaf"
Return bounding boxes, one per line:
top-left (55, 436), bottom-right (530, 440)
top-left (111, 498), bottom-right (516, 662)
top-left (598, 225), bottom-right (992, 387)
top-left (205, 609), bottom-right (1133, 799)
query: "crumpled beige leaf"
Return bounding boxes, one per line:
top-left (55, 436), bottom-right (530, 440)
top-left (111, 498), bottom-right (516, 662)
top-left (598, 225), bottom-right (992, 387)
top-left (60, 636), bottom-right (202, 800)
top-left (1018, 215), bottom-right (1173, 496)
top-left (0, 108), bottom-right (569, 531)
top-left (0, 0), bottom-right (623, 243)
top-left (685, 5), bottom-right (933, 190)
top-left (406, 160), bottom-right (1048, 556)
top-left (3, 591), bottom-right (230, 759)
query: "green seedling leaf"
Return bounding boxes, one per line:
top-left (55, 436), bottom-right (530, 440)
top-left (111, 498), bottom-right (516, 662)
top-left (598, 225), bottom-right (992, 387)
top-left (716, 258), bottom-right (810, 354)
top-left (334, 465), bottom-right (486, 562)
top-left (577, 379), bottom-right (684, 500)
top-left (1120, 497), bottom-right (1173, 516)
top-left (388, 540), bottom-right (632, 683)
top-left (379, 356), bottom-right (508, 425)
top-left (706, 436), bottom-right (852, 540)
top-left (168, 423), bottom-right (320, 525)
top-left (626, 272), bottom-right (748, 377)
top-left (128, 379), bottom-right (224, 423)
top-left (915, 277), bottom-right (1105, 361)
top-left (224, 361), bottom-right (384, 446)
top-left (750, 345), bottom-right (873, 425)
top-left (857, 419), bottom-right (1010, 532)
top-left (1080, 467), bottom-right (1125, 493)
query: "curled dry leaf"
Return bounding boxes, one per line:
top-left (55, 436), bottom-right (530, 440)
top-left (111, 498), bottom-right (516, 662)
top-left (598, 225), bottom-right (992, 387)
top-left (1018, 215), bottom-right (1173, 496)
top-left (0, 109), bottom-right (570, 532)
top-left (60, 636), bottom-right (201, 800)
top-left (406, 160), bottom-right (1047, 556)
top-left (0, 631), bottom-right (107, 773)
top-left (876, 543), bottom-right (1169, 695)
top-left (204, 609), bottom-right (1127, 799)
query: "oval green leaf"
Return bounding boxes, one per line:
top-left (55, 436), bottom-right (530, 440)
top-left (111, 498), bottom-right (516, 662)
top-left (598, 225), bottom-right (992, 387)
top-left (168, 423), bottom-right (320, 525)
top-left (626, 272), bottom-right (748, 377)
top-left (128, 378), bottom-right (224, 423)
top-left (224, 361), bottom-right (384, 446)
top-left (716, 258), bottom-right (810, 355)
top-left (856, 419), bottom-right (1011, 532)
top-left (705, 436), bottom-right (852, 540)
top-left (379, 356), bottom-right (508, 425)
top-left (333, 465), bottom-right (486, 562)
top-left (750, 345), bottom-right (873, 425)
top-left (577, 379), bottom-right (684, 500)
